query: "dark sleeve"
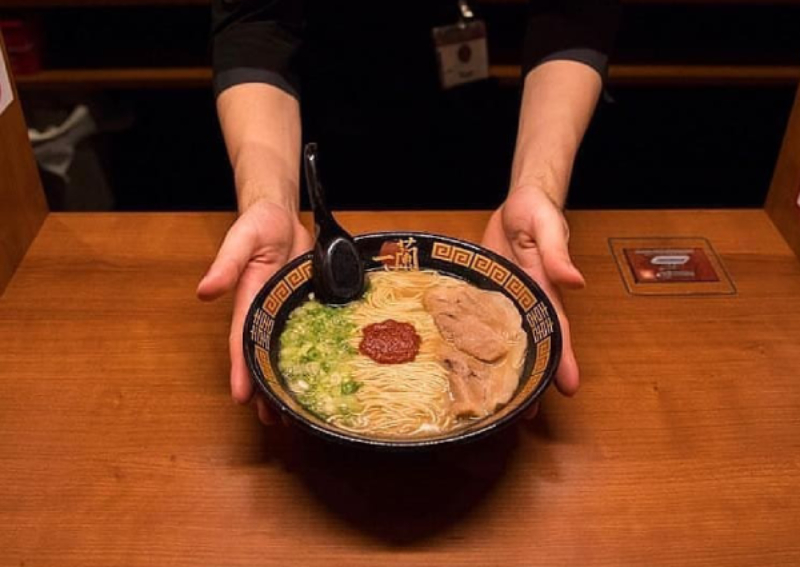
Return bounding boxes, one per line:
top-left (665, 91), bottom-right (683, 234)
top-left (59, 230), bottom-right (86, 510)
top-left (522, 0), bottom-right (621, 82)
top-left (211, 0), bottom-right (304, 99)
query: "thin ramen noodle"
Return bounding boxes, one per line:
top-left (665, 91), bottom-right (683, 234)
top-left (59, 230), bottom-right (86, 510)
top-left (278, 270), bottom-right (526, 438)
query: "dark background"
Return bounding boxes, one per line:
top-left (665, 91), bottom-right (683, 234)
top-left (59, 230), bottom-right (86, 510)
top-left (5, 2), bottom-right (800, 211)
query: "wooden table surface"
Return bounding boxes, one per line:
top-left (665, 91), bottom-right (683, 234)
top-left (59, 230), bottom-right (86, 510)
top-left (2, 210), bottom-right (799, 566)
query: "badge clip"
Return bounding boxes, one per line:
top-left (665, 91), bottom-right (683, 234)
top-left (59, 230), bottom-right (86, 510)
top-left (432, 0), bottom-right (489, 90)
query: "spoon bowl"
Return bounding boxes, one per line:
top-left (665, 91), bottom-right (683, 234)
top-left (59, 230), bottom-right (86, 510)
top-left (304, 143), bottom-right (366, 305)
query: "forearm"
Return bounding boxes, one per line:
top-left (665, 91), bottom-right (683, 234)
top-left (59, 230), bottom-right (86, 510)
top-left (510, 60), bottom-right (602, 207)
top-left (216, 83), bottom-right (301, 214)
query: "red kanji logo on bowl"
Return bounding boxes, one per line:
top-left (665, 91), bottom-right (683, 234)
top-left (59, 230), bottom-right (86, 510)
top-left (373, 238), bottom-right (419, 270)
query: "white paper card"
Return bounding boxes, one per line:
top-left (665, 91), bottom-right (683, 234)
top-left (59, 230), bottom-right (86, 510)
top-left (436, 39), bottom-right (489, 89)
top-left (432, 20), bottom-right (489, 90)
top-left (0, 52), bottom-right (13, 116)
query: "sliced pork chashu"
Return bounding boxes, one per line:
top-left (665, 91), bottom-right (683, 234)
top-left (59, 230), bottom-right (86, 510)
top-left (439, 344), bottom-right (524, 418)
top-left (439, 344), bottom-right (492, 417)
top-left (423, 285), bottom-right (522, 363)
top-left (426, 285), bottom-right (526, 418)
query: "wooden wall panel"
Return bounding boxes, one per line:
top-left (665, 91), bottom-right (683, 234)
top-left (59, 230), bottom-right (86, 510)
top-left (765, 86), bottom-right (800, 258)
top-left (0, 34), bottom-right (48, 295)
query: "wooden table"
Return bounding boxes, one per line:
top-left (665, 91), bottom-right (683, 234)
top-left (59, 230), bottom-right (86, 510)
top-left (2, 210), bottom-right (799, 566)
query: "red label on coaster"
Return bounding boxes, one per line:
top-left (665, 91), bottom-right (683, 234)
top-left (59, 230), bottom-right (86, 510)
top-left (623, 248), bottom-right (719, 283)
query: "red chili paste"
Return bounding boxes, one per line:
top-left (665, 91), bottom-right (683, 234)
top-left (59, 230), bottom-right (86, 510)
top-left (358, 319), bottom-right (421, 364)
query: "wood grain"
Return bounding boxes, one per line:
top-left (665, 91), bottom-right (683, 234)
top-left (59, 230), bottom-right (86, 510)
top-left (0, 0), bottom-right (207, 6)
top-left (15, 67), bottom-right (212, 90)
top-left (608, 64), bottom-right (800, 86)
top-left (0, 35), bottom-right (48, 295)
top-left (1, 210), bottom-right (798, 566)
top-left (766, 86), bottom-right (800, 258)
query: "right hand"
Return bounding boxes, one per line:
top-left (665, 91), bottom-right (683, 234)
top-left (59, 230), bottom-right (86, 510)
top-left (481, 186), bottom-right (585, 398)
top-left (197, 200), bottom-right (313, 424)
top-left (481, 186), bottom-right (586, 420)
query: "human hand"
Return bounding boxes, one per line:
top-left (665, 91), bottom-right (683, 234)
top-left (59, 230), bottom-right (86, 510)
top-left (481, 185), bottom-right (585, 411)
top-left (197, 200), bottom-right (313, 424)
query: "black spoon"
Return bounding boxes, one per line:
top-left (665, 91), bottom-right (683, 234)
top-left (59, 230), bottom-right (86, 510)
top-left (304, 142), bottom-right (366, 305)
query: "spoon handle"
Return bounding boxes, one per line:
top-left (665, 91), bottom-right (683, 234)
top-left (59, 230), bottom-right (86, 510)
top-left (303, 142), bottom-right (366, 305)
top-left (304, 143), bottom-right (336, 233)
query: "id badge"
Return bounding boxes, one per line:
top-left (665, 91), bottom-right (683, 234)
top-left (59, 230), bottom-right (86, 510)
top-left (432, 19), bottom-right (489, 90)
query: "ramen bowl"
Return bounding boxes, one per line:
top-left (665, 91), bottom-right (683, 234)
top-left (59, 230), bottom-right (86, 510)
top-left (243, 232), bottom-right (562, 450)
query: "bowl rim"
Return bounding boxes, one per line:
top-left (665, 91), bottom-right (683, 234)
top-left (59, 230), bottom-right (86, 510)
top-left (243, 231), bottom-right (562, 450)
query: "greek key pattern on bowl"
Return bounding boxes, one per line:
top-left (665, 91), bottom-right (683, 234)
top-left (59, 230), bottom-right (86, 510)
top-left (255, 346), bottom-right (278, 385)
top-left (430, 241), bottom-right (476, 268)
top-left (532, 336), bottom-right (552, 375)
top-left (526, 372), bottom-right (544, 392)
top-left (472, 254), bottom-right (511, 285)
top-left (286, 260), bottom-right (313, 289)
top-left (264, 260), bottom-right (312, 317)
top-left (505, 275), bottom-right (537, 311)
top-left (263, 280), bottom-right (291, 317)
top-left (433, 241), bottom-right (515, 287)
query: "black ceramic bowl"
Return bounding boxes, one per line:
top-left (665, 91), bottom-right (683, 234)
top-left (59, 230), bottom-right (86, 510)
top-left (243, 232), bottom-right (562, 450)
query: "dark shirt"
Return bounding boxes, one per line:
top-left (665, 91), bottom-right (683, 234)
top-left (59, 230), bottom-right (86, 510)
top-left (212, 0), bottom-right (619, 98)
top-left (209, 1), bottom-right (620, 209)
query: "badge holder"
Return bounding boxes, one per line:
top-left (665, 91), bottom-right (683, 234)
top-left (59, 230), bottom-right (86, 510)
top-left (432, 0), bottom-right (489, 90)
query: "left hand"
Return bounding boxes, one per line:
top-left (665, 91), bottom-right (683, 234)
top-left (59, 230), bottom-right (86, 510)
top-left (481, 185), bottom-right (585, 411)
top-left (197, 200), bottom-right (313, 425)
